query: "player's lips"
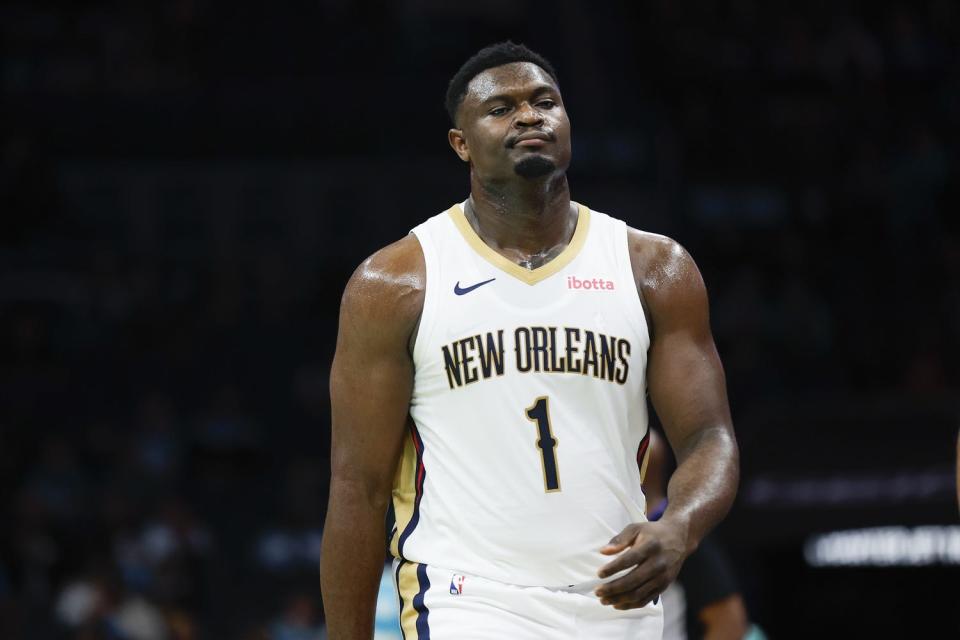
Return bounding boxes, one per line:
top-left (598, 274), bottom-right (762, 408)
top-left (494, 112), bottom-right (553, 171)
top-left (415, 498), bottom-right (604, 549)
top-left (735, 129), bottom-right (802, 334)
top-left (508, 132), bottom-right (553, 148)
top-left (515, 138), bottom-right (549, 148)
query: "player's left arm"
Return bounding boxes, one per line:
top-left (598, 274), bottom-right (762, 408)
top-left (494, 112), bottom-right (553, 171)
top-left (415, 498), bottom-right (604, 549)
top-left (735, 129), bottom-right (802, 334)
top-left (596, 232), bottom-right (739, 609)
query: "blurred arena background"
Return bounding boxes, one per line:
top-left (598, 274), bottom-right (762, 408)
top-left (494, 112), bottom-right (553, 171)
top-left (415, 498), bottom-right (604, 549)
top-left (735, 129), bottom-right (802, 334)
top-left (2, 1), bottom-right (959, 638)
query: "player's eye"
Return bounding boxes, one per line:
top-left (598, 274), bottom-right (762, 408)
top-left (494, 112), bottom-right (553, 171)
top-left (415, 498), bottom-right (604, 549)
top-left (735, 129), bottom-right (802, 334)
top-left (489, 106), bottom-right (509, 116)
top-left (538, 100), bottom-right (556, 108)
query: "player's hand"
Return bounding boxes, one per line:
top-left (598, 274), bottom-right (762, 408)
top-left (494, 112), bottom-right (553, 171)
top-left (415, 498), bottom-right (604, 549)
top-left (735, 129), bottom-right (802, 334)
top-left (594, 520), bottom-right (688, 609)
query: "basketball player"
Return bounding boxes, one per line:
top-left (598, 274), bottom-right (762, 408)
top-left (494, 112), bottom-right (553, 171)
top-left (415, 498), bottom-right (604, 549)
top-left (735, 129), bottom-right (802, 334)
top-left (321, 42), bottom-right (739, 639)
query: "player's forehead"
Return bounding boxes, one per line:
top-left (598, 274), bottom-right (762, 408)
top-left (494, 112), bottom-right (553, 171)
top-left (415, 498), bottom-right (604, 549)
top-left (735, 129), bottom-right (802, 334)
top-left (464, 62), bottom-right (559, 106)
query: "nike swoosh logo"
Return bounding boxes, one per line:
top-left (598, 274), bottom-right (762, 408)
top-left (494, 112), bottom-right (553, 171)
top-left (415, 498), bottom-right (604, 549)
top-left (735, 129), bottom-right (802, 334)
top-left (454, 277), bottom-right (496, 296)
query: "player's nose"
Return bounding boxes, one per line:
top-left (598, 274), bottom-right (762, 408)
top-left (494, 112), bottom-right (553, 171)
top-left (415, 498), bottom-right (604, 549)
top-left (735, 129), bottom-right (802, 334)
top-left (513, 102), bottom-right (544, 127)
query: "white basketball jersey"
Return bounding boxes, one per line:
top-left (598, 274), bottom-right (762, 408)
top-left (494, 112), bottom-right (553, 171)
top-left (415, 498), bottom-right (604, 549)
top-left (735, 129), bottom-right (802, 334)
top-left (389, 201), bottom-right (652, 588)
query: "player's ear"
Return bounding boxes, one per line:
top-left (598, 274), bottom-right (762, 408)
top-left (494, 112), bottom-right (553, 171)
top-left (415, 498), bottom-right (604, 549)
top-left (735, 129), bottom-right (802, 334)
top-left (448, 128), bottom-right (470, 163)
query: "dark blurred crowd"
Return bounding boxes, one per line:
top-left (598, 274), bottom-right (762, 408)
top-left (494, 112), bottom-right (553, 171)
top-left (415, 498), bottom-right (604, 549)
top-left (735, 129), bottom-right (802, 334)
top-left (2, 1), bottom-right (958, 637)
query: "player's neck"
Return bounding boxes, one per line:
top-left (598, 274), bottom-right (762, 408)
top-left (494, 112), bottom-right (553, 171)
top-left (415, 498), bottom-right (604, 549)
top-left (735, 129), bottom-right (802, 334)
top-left (467, 174), bottom-right (575, 256)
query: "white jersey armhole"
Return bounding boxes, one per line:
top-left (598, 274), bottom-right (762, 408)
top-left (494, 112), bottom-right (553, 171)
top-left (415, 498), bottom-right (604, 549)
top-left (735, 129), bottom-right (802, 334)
top-left (612, 219), bottom-right (651, 353)
top-left (409, 225), bottom-right (439, 365)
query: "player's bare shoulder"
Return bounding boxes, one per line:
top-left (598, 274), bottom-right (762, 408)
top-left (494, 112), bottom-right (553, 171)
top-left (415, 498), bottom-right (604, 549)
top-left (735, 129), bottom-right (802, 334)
top-left (625, 228), bottom-right (700, 291)
top-left (338, 234), bottom-right (426, 352)
top-left (625, 227), bottom-right (709, 335)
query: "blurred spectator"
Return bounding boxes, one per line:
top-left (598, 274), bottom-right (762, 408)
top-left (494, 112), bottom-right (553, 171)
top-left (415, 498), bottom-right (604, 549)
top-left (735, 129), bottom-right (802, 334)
top-left (135, 497), bottom-right (211, 607)
top-left (55, 568), bottom-right (170, 640)
top-left (22, 434), bottom-right (88, 524)
top-left (12, 491), bottom-right (62, 603)
top-left (132, 392), bottom-right (185, 486)
top-left (165, 608), bottom-right (198, 640)
top-left (268, 593), bottom-right (324, 640)
top-left (195, 384), bottom-right (260, 456)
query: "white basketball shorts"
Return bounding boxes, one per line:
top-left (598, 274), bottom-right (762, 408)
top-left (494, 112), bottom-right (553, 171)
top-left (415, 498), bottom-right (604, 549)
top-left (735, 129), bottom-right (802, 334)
top-left (392, 559), bottom-right (664, 640)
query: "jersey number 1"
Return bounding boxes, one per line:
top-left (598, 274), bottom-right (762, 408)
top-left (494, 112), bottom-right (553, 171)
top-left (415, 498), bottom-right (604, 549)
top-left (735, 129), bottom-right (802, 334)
top-left (525, 396), bottom-right (561, 492)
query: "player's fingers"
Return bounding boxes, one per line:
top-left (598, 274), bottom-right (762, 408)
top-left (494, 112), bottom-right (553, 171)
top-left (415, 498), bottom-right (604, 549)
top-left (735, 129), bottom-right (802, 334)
top-left (595, 555), bottom-right (664, 598)
top-left (612, 586), bottom-right (661, 610)
top-left (597, 535), bottom-right (659, 578)
top-left (599, 523), bottom-right (643, 555)
top-left (601, 575), bottom-right (668, 609)
top-left (596, 547), bottom-right (641, 578)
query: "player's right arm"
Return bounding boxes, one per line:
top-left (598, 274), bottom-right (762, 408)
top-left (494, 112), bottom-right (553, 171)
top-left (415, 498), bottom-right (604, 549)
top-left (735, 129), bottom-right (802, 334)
top-left (321, 235), bottom-right (425, 640)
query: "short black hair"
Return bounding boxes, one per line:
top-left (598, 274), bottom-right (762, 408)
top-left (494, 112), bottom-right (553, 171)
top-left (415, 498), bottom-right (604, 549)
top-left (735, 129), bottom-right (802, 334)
top-left (445, 41), bottom-right (559, 125)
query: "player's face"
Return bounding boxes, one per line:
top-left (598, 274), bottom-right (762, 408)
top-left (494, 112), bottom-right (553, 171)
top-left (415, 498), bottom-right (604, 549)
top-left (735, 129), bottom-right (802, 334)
top-left (449, 62), bottom-right (572, 181)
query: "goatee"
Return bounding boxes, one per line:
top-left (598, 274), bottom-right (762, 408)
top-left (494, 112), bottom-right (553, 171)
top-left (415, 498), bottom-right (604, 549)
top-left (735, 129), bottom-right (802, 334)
top-left (514, 155), bottom-right (556, 178)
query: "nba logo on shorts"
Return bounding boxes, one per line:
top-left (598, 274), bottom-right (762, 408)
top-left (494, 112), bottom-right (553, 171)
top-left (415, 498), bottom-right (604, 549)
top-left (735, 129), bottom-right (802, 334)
top-left (449, 574), bottom-right (466, 595)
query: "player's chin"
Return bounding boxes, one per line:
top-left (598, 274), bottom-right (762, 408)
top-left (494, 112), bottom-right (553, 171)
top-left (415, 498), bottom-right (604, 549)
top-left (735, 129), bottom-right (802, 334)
top-left (512, 154), bottom-right (557, 178)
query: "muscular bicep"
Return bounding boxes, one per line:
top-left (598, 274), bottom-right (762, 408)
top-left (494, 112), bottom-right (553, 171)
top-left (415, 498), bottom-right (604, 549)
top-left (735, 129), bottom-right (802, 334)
top-left (329, 239), bottom-right (424, 507)
top-left (642, 241), bottom-right (732, 458)
top-left (329, 321), bottom-right (412, 504)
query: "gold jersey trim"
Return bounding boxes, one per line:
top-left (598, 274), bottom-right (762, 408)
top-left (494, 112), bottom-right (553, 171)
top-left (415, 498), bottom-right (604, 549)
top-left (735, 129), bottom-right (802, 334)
top-left (448, 201), bottom-right (591, 286)
top-left (389, 430), bottom-right (417, 559)
top-left (396, 561), bottom-right (423, 638)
